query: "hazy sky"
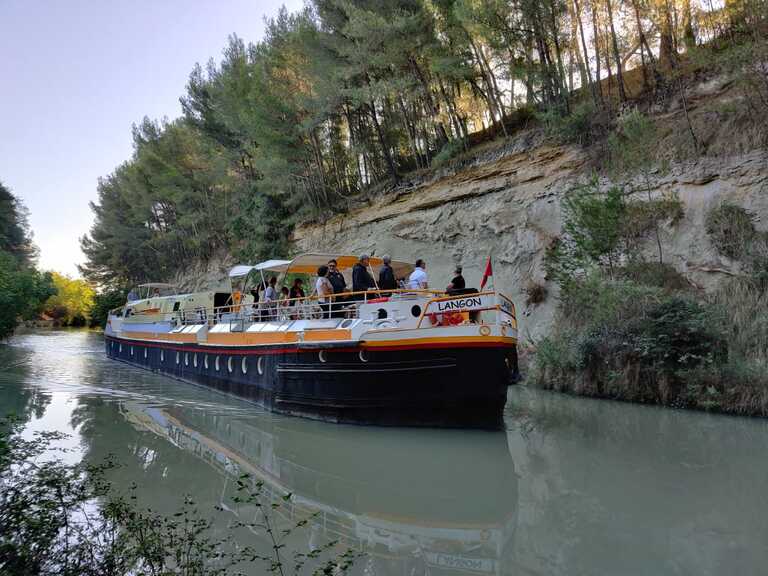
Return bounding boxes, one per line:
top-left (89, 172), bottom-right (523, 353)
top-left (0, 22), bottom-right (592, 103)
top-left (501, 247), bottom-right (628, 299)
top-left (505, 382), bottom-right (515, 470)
top-left (0, 0), bottom-right (302, 277)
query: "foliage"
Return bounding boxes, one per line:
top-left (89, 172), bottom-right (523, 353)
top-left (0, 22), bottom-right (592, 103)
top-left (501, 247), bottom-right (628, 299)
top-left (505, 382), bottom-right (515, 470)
top-left (79, 0), bottom-right (768, 286)
top-left (538, 102), bottom-right (601, 146)
top-left (534, 273), bottom-right (725, 405)
top-left (0, 185), bottom-right (57, 338)
top-left (0, 417), bottom-right (362, 576)
top-left (89, 289), bottom-right (128, 328)
top-left (705, 203), bottom-right (759, 259)
top-left (42, 272), bottom-right (95, 326)
top-left (547, 177), bottom-right (684, 284)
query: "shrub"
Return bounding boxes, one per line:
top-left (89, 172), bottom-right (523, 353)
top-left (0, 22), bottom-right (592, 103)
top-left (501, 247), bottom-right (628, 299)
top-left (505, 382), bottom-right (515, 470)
top-left (533, 274), bottom-right (726, 404)
top-left (538, 102), bottom-right (601, 146)
top-left (619, 261), bottom-right (690, 292)
top-left (705, 203), bottom-right (758, 260)
top-left (524, 281), bottom-right (548, 306)
top-left (432, 138), bottom-right (467, 167)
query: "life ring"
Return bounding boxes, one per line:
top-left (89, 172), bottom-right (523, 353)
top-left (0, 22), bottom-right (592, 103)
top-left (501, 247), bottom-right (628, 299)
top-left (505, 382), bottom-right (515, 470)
top-left (232, 290), bottom-right (242, 313)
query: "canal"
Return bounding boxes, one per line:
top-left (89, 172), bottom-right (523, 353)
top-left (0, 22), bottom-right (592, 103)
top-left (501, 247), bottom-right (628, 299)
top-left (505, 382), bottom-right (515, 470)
top-left (2, 330), bottom-right (767, 575)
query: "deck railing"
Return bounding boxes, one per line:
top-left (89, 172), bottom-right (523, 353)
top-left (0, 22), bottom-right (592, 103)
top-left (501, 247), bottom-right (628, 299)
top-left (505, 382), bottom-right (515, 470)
top-left (175, 288), bottom-right (443, 327)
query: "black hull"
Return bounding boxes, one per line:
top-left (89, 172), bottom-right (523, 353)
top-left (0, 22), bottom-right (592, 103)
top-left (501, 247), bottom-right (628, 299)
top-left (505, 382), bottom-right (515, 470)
top-left (105, 335), bottom-right (514, 429)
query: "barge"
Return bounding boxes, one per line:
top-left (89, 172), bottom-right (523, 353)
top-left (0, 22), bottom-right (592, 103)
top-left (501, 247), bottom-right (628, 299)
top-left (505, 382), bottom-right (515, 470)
top-left (105, 254), bottom-right (518, 428)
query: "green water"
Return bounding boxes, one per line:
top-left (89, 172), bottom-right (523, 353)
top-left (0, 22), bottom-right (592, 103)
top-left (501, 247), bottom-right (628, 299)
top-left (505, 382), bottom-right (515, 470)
top-left (2, 330), bottom-right (767, 575)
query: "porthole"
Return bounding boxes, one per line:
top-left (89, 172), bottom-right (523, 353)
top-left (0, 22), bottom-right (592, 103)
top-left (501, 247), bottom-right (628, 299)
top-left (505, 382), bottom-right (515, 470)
top-left (241, 357), bottom-right (248, 374)
top-left (359, 350), bottom-right (369, 363)
top-left (160, 350), bottom-right (164, 362)
top-left (215, 356), bottom-right (220, 372)
top-left (184, 353), bottom-right (189, 366)
top-left (193, 354), bottom-right (198, 368)
top-left (377, 308), bottom-right (388, 319)
top-left (130, 346), bottom-right (134, 356)
top-left (340, 319), bottom-right (354, 328)
top-left (176, 352), bottom-right (180, 365)
top-left (257, 356), bottom-right (264, 375)
top-left (227, 357), bottom-right (234, 373)
top-left (143, 348), bottom-right (147, 359)
top-left (319, 350), bottom-right (327, 363)
top-left (479, 325), bottom-right (491, 336)
top-left (204, 355), bottom-right (209, 370)
top-left (119, 344), bottom-right (122, 353)
top-left (411, 305), bottom-right (422, 317)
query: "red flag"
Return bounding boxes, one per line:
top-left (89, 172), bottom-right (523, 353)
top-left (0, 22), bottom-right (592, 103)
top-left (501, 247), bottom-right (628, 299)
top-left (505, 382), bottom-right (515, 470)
top-left (480, 257), bottom-right (493, 290)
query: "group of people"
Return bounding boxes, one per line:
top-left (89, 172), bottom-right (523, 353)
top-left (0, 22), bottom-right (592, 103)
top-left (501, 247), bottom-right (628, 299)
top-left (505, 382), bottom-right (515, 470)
top-left (247, 255), bottom-right (467, 321)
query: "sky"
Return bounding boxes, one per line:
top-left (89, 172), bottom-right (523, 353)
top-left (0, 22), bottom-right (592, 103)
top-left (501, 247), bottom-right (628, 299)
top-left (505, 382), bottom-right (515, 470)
top-left (0, 0), bottom-right (303, 277)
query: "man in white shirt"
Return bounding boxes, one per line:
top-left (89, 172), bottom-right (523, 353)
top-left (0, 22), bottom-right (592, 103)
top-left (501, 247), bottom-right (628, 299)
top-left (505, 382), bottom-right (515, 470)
top-left (408, 259), bottom-right (428, 289)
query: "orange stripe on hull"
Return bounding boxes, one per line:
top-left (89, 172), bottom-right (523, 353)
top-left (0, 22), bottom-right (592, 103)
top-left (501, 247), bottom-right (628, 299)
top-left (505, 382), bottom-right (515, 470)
top-left (302, 329), bottom-right (352, 342)
top-left (206, 331), bottom-right (299, 346)
top-left (121, 331), bottom-right (198, 343)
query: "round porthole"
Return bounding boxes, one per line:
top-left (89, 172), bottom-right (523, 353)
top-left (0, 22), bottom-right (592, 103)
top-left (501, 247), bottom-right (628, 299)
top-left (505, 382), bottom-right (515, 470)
top-left (479, 325), bottom-right (491, 336)
top-left (340, 319), bottom-right (353, 328)
top-left (215, 356), bottom-right (220, 372)
top-left (176, 352), bottom-right (180, 365)
top-left (193, 354), bottom-right (198, 368)
top-left (411, 305), bottom-right (422, 317)
top-left (377, 308), bottom-right (388, 319)
top-left (257, 356), bottom-right (264, 375)
top-left (227, 357), bottom-right (234, 373)
top-left (184, 353), bottom-right (189, 366)
top-left (241, 357), bottom-right (248, 374)
top-left (319, 350), bottom-right (327, 363)
top-left (359, 350), bottom-right (369, 363)
top-left (143, 348), bottom-right (147, 359)
top-left (160, 350), bottom-right (164, 362)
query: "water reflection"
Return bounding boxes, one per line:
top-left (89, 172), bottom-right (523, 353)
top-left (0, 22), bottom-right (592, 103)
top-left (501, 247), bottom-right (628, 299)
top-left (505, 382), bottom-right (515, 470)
top-left (3, 331), bottom-right (768, 575)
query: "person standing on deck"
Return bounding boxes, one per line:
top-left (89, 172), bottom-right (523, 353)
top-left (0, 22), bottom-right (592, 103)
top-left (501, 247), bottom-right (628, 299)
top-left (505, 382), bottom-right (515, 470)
top-left (315, 266), bottom-right (334, 319)
top-left (352, 254), bottom-right (376, 294)
top-left (378, 255), bottom-right (397, 294)
top-left (327, 259), bottom-right (346, 295)
top-left (263, 277), bottom-right (278, 321)
top-left (408, 259), bottom-right (428, 289)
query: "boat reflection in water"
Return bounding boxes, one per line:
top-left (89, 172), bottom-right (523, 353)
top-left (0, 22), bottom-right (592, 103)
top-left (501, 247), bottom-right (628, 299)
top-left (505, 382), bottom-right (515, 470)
top-left (120, 402), bottom-right (519, 575)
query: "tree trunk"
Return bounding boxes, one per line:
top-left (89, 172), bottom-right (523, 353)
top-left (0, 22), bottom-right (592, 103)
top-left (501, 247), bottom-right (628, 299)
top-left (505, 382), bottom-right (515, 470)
top-left (605, 0), bottom-right (627, 101)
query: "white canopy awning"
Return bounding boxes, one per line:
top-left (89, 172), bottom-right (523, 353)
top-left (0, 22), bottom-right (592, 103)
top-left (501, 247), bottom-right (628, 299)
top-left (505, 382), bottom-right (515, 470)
top-left (229, 260), bottom-right (292, 278)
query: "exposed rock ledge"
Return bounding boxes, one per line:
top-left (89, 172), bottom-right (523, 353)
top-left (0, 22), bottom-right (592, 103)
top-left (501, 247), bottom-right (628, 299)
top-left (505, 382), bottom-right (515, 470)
top-left (294, 142), bottom-right (768, 342)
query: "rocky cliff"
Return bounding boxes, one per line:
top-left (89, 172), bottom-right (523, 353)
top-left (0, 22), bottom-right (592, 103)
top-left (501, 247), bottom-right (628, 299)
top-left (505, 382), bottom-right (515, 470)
top-left (294, 135), bottom-right (768, 342)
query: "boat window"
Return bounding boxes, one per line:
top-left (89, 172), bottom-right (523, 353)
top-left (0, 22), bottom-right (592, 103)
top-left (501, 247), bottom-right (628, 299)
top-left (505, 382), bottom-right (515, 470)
top-left (411, 305), bottom-right (421, 317)
top-left (241, 357), bottom-right (248, 374)
top-left (257, 356), bottom-right (264, 375)
top-left (184, 353), bottom-right (189, 366)
top-left (130, 346), bottom-right (134, 356)
top-left (176, 352), bottom-right (180, 365)
top-left (143, 348), bottom-right (147, 359)
top-left (204, 355), bottom-right (209, 370)
top-left (173, 301), bottom-right (181, 312)
top-left (193, 354), bottom-right (198, 368)
top-left (377, 308), bottom-right (388, 319)
top-left (160, 350), bottom-right (164, 362)
top-left (215, 356), bottom-right (220, 372)
top-left (124, 308), bottom-right (133, 318)
top-left (227, 357), bottom-right (234, 373)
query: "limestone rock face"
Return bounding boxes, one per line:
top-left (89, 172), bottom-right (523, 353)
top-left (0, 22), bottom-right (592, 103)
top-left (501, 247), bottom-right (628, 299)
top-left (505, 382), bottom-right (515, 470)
top-left (294, 141), bottom-right (768, 342)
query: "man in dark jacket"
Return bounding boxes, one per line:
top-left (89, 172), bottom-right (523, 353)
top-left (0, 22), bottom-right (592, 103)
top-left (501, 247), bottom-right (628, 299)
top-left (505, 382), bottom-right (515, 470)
top-left (327, 259), bottom-right (347, 294)
top-left (352, 254), bottom-right (376, 294)
top-left (378, 255), bottom-right (397, 293)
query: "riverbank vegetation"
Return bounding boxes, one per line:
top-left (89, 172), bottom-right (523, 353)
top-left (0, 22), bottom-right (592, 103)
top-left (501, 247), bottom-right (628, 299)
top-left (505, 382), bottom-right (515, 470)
top-left (80, 0), bottom-right (768, 288)
top-left (533, 113), bottom-right (768, 414)
top-left (0, 182), bottom-right (57, 339)
top-left (0, 417), bottom-right (360, 575)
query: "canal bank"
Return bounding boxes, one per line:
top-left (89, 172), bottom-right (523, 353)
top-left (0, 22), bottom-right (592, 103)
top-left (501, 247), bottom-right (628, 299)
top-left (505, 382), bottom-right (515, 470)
top-left (2, 330), bottom-right (768, 574)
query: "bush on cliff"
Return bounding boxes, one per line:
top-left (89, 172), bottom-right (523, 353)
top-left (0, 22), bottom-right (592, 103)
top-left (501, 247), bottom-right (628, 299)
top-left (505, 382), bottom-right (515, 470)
top-left (533, 274), bottom-right (726, 406)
